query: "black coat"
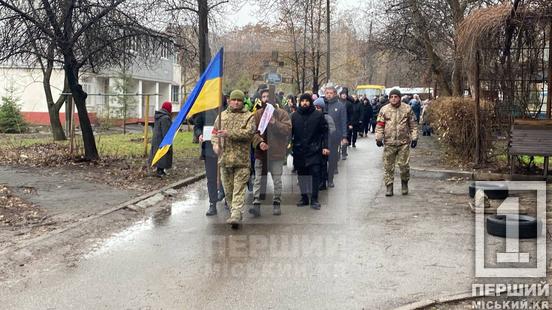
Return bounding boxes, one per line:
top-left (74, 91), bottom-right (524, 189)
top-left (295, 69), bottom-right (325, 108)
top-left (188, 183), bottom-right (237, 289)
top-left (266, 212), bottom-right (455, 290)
top-left (348, 100), bottom-right (362, 127)
top-left (192, 108), bottom-right (218, 159)
top-left (291, 104), bottom-right (329, 168)
top-left (150, 109), bottom-right (173, 169)
top-left (362, 102), bottom-right (373, 122)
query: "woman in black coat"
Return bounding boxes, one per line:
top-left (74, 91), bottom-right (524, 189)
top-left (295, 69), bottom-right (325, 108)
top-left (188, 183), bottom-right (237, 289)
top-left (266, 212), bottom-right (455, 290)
top-left (291, 93), bottom-right (329, 210)
top-left (150, 101), bottom-right (173, 177)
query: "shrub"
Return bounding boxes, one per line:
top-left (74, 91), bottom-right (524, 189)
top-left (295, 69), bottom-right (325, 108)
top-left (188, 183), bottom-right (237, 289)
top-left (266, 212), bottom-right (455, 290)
top-left (428, 97), bottom-right (497, 162)
top-left (0, 95), bottom-right (28, 133)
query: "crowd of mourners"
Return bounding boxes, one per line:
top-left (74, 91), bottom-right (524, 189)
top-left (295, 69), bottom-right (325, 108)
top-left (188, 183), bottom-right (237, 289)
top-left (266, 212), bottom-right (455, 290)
top-left (151, 83), bottom-right (430, 228)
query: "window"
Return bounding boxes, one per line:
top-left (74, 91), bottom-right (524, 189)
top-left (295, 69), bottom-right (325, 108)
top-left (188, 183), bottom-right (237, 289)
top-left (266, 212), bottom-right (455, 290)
top-left (171, 85), bottom-right (179, 103)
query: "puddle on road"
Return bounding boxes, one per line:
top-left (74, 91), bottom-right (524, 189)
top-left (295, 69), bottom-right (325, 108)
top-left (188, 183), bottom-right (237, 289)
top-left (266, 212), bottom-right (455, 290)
top-left (83, 218), bottom-right (154, 259)
top-left (83, 186), bottom-right (203, 259)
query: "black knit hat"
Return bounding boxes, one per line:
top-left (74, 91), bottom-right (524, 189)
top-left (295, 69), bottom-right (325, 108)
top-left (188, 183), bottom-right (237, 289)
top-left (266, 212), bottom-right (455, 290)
top-left (389, 88), bottom-right (401, 97)
top-left (299, 93), bottom-right (313, 105)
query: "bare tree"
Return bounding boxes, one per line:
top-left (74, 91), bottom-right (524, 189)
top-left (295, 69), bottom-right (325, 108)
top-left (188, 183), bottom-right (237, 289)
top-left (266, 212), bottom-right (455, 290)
top-left (166, 0), bottom-right (230, 73)
top-left (0, 0), bottom-right (172, 160)
top-left (381, 0), bottom-right (499, 96)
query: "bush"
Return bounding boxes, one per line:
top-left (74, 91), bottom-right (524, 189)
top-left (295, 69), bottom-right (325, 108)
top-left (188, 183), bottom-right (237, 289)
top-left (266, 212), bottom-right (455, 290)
top-left (428, 97), bottom-right (497, 162)
top-left (0, 95), bottom-right (28, 133)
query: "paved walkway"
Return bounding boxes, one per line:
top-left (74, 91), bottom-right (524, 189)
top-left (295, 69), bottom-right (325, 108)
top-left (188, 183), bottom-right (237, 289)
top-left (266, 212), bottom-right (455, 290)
top-left (1, 135), bottom-right (546, 309)
top-left (0, 166), bottom-right (136, 220)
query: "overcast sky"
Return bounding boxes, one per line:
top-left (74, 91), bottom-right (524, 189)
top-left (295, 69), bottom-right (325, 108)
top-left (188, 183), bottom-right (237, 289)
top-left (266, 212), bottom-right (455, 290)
top-left (223, 0), bottom-right (379, 29)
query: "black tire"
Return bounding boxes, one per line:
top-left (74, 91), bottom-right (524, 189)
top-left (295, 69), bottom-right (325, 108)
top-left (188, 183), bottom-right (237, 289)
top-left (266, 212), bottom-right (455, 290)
top-left (469, 182), bottom-right (509, 199)
top-left (486, 215), bottom-right (540, 239)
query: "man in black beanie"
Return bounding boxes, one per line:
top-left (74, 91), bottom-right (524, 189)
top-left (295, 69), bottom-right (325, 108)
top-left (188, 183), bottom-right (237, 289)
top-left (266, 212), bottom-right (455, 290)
top-left (291, 93), bottom-right (329, 210)
top-left (375, 88), bottom-right (418, 196)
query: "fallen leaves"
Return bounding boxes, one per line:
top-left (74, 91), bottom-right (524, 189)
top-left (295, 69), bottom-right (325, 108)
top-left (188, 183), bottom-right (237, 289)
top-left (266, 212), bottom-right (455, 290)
top-left (0, 185), bottom-right (46, 227)
top-left (0, 141), bottom-right (204, 193)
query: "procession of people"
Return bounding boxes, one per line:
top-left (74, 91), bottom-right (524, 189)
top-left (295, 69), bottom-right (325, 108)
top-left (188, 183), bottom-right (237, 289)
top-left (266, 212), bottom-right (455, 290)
top-left (151, 84), bottom-right (420, 229)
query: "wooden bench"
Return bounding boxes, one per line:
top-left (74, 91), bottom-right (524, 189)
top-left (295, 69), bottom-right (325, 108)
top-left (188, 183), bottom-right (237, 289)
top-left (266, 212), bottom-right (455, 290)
top-left (509, 119), bottom-right (552, 178)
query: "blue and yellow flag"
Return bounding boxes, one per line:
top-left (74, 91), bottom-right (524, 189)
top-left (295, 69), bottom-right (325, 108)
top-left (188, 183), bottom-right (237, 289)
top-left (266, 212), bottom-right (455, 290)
top-left (151, 48), bottom-right (223, 167)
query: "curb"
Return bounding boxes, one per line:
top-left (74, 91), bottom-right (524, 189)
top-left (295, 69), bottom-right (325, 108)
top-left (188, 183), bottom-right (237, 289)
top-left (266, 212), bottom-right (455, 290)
top-left (0, 172), bottom-right (206, 256)
top-left (411, 168), bottom-right (552, 182)
top-left (393, 291), bottom-right (475, 310)
top-left (411, 167), bottom-right (473, 178)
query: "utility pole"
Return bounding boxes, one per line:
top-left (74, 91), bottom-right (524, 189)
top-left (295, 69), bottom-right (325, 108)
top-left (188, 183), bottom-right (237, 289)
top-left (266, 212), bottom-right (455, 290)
top-left (474, 51), bottom-right (481, 166)
top-left (326, 0), bottom-right (330, 83)
top-left (198, 0), bottom-right (211, 73)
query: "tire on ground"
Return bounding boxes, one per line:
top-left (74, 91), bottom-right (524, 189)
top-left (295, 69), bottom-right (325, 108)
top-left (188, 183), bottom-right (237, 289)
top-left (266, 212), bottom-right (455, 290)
top-left (469, 182), bottom-right (508, 199)
top-left (486, 215), bottom-right (540, 239)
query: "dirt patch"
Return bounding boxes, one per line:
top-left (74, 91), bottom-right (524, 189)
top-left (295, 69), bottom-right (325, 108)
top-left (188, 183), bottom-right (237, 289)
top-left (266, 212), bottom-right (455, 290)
top-left (0, 185), bottom-right (45, 227)
top-left (411, 135), bottom-right (475, 171)
top-left (0, 185), bottom-right (57, 253)
top-left (0, 142), bottom-right (203, 193)
top-left (0, 139), bottom-right (203, 253)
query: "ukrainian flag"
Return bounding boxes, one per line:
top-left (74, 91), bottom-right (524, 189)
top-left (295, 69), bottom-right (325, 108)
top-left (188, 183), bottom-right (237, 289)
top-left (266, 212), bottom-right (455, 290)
top-left (151, 48), bottom-right (223, 167)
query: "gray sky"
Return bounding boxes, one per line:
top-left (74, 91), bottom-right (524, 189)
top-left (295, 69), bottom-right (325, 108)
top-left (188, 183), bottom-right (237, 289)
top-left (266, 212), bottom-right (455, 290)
top-left (224, 0), bottom-right (378, 29)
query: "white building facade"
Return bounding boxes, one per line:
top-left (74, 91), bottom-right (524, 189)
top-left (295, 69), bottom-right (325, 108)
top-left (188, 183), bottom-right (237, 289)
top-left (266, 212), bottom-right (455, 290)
top-left (0, 50), bottom-right (181, 126)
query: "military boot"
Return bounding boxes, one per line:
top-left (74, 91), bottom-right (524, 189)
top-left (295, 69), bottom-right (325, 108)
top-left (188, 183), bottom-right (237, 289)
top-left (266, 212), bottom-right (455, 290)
top-left (296, 195), bottom-right (309, 207)
top-left (385, 184), bottom-right (393, 196)
top-left (226, 210), bottom-right (242, 228)
top-left (205, 203), bottom-right (217, 216)
top-left (248, 202), bottom-right (261, 217)
top-left (401, 181), bottom-right (409, 195)
top-left (272, 201), bottom-right (281, 216)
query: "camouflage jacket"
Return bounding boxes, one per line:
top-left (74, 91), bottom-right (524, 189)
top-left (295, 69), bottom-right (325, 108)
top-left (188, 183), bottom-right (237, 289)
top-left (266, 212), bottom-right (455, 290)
top-left (212, 107), bottom-right (255, 168)
top-left (375, 103), bottom-right (418, 146)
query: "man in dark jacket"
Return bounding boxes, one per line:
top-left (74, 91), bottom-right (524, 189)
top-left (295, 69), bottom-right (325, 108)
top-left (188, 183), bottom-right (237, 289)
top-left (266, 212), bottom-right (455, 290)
top-left (314, 98), bottom-right (335, 191)
top-left (292, 94), bottom-right (329, 210)
top-left (340, 88), bottom-right (354, 158)
top-left (150, 101), bottom-right (173, 177)
top-left (324, 85), bottom-right (347, 188)
top-left (193, 108), bottom-right (220, 216)
top-left (346, 94), bottom-right (362, 147)
top-left (250, 89), bottom-right (292, 217)
top-left (361, 98), bottom-right (373, 136)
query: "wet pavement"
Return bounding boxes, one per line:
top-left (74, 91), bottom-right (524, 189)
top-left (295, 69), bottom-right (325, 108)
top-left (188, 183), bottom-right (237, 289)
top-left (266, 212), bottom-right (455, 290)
top-left (1, 135), bottom-right (548, 309)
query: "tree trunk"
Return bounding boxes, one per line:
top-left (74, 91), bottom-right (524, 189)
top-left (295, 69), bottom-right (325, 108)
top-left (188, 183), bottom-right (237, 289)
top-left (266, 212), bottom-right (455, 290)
top-left (198, 0), bottom-right (211, 73)
top-left (452, 53), bottom-right (463, 96)
top-left (325, 0), bottom-right (330, 83)
top-left (64, 54), bottom-right (99, 161)
top-left (311, 0), bottom-right (322, 94)
top-left (410, 0), bottom-right (452, 96)
top-left (448, 0), bottom-right (464, 96)
top-left (287, 9), bottom-right (301, 93)
top-left (301, 14), bottom-right (307, 93)
top-left (48, 103), bottom-right (66, 140)
top-left (43, 54), bottom-right (67, 141)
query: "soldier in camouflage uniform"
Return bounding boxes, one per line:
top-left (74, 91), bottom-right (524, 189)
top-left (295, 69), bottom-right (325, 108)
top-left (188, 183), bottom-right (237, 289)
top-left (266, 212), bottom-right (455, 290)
top-left (212, 90), bottom-right (256, 227)
top-left (375, 88), bottom-right (418, 196)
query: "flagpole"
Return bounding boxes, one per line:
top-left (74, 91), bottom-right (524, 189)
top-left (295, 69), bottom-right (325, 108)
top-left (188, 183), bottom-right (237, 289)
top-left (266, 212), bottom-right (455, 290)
top-left (216, 48), bottom-right (224, 193)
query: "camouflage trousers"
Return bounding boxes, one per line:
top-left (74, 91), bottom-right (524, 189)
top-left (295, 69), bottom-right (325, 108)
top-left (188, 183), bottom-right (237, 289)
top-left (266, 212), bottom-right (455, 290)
top-left (383, 143), bottom-right (410, 186)
top-left (221, 166), bottom-right (251, 215)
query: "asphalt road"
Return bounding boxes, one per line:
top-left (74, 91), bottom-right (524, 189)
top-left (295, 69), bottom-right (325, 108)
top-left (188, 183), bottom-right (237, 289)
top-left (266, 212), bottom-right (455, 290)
top-left (2, 134), bottom-right (546, 309)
